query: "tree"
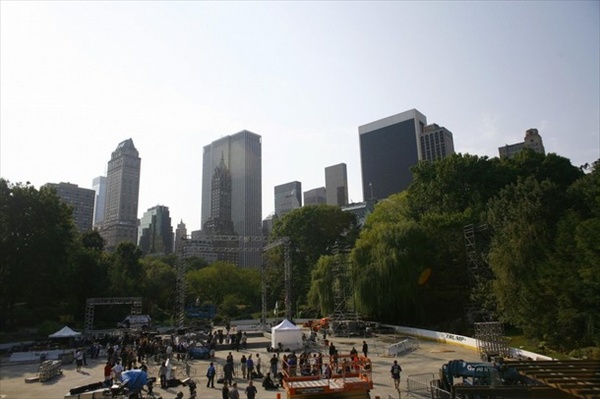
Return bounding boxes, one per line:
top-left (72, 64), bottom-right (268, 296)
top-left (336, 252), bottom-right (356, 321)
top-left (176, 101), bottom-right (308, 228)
top-left (269, 205), bottom-right (358, 314)
top-left (0, 179), bottom-right (76, 327)
top-left (107, 242), bottom-right (144, 297)
top-left (186, 262), bottom-right (261, 318)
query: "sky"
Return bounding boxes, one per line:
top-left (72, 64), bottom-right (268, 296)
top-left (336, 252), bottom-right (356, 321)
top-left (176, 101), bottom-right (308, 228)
top-left (1, 1), bottom-right (599, 232)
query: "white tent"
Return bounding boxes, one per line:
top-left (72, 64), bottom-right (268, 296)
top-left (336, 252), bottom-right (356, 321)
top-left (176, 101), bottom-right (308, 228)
top-left (271, 319), bottom-right (303, 351)
top-left (48, 326), bottom-right (82, 338)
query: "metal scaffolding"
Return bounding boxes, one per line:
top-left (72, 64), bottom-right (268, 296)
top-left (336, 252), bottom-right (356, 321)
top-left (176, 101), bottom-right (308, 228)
top-left (330, 243), bottom-right (358, 336)
top-left (84, 297), bottom-right (142, 333)
top-left (463, 224), bottom-right (493, 324)
top-left (474, 321), bottom-right (510, 360)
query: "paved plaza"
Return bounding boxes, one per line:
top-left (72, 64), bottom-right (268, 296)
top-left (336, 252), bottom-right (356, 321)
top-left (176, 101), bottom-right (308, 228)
top-left (0, 332), bottom-right (481, 399)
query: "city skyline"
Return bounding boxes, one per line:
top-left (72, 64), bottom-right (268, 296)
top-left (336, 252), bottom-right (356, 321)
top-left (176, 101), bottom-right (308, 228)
top-left (1, 2), bottom-right (598, 232)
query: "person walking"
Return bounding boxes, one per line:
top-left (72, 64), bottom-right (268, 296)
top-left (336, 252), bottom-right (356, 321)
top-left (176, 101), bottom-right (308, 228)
top-left (245, 380), bottom-right (258, 399)
top-left (362, 340), bottom-right (369, 358)
top-left (390, 360), bottom-right (402, 390)
top-left (206, 362), bottom-right (216, 388)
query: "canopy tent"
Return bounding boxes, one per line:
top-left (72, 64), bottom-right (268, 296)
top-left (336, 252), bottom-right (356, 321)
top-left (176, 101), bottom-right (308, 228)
top-left (271, 319), bottom-right (303, 351)
top-left (48, 326), bottom-right (82, 338)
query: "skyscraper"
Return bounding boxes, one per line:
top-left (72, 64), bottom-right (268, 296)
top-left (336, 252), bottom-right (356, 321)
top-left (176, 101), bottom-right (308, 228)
top-left (138, 205), bottom-right (174, 256)
top-left (420, 124), bottom-right (455, 162)
top-left (304, 187), bottom-right (326, 206)
top-left (325, 163), bottom-right (348, 206)
top-left (92, 176), bottom-right (106, 227)
top-left (100, 139), bottom-right (141, 251)
top-left (43, 182), bottom-right (95, 232)
top-left (359, 109), bottom-right (455, 201)
top-left (201, 130), bottom-right (262, 267)
top-left (274, 181), bottom-right (302, 217)
top-left (174, 220), bottom-right (187, 253)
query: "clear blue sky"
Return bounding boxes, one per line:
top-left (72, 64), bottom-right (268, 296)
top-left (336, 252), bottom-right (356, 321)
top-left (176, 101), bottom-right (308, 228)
top-left (1, 1), bottom-right (599, 232)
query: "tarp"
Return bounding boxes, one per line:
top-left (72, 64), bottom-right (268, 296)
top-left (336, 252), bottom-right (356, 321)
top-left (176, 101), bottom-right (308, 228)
top-left (271, 319), bottom-right (303, 351)
top-left (48, 326), bottom-right (81, 338)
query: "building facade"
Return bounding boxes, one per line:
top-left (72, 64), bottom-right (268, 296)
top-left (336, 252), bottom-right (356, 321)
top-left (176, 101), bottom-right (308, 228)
top-left (44, 182), bottom-right (95, 232)
top-left (420, 124), bottom-right (455, 162)
top-left (304, 187), bottom-right (327, 206)
top-left (359, 109), bottom-right (455, 201)
top-left (274, 181), bottom-right (302, 217)
top-left (201, 130), bottom-right (262, 267)
top-left (498, 128), bottom-right (546, 159)
top-left (99, 139), bottom-right (141, 251)
top-left (92, 176), bottom-right (106, 227)
top-left (174, 220), bottom-right (187, 253)
top-left (138, 205), bottom-right (174, 256)
top-left (325, 163), bottom-right (348, 206)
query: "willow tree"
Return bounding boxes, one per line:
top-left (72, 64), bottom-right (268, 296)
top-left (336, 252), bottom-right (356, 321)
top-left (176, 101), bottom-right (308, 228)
top-left (351, 193), bottom-right (433, 324)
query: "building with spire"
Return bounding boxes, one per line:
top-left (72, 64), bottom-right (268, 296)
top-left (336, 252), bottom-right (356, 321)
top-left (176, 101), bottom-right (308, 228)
top-left (174, 220), bottom-right (187, 253)
top-left (201, 130), bottom-right (262, 267)
top-left (99, 139), bottom-right (141, 250)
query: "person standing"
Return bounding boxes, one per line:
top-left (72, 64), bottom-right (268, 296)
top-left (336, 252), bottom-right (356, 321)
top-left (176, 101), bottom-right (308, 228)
top-left (159, 361), bottom-right (168, 388)
top-left (362, 341), bottom-right (369, 358)
top-left (270, 354), bottom-right (278, 376)
top-left (228, 382), bottom-right (240, 399)
top-left (222, 382), bottom-right (229, 399)
top-left (224, 361), bottom-right (235, 385)
top-left (255, 353), bottom-right (262, 376)
top-left (245, 380), bottom-right (258, 399)
top-left (240, 355), bottom-right (247, 379)
top-left (390, 360), bottom-right (402, 390)
top-left (103, 360), bottom-right (113, 386)
top-left (206, 362), bottom-right (216, 388)
top-left (246, 354), bottom-right (254, 380)
top-left (75, 348), bottom-right (83, 372)
top-left (112, 360), bottom-right (124, 382)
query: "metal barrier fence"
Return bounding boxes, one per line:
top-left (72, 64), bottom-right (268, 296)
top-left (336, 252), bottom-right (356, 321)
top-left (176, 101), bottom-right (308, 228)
top-left (429, 384), bottom-right (451, 399)
top-left (388, 337), bottom-right (419, 357)
top-left (405, 372), bottom-right (435, 398)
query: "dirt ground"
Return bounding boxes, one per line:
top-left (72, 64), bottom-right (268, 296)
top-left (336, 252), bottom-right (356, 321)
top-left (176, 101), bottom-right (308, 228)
top-left (0, 331), bottom-right (481, 399)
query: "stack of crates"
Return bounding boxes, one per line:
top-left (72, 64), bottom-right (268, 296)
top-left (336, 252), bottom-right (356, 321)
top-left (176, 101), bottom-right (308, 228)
top-left (38, 360), bottom-right (62, 382)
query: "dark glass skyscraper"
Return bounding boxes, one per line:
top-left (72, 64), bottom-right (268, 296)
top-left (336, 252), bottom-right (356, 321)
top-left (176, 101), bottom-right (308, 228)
top-left (359, 109), bottom-right (455, 201)
top-left (201, 130), bottom-right (262, 267)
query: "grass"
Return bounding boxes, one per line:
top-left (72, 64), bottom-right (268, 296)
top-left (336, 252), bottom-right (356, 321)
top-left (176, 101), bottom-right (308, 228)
top-left (505, 334), bottom-right (570, 360)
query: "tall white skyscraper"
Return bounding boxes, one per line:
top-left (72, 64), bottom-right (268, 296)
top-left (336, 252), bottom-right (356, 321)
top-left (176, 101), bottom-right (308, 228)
top-left (99, 139), bottom-right (141, 251)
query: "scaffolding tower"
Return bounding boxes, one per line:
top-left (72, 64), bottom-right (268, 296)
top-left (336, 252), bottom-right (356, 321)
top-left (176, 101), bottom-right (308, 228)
top-left (463, 224), bottom-right (493, 324)
top-left (330, 243), bottom-right (359, 336)
top-left (474, 321), bottom-right (510, 361)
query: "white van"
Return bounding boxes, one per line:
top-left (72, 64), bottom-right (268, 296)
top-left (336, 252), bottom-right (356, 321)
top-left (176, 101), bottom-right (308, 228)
top-left (117, 314), bottom-right (151, 329)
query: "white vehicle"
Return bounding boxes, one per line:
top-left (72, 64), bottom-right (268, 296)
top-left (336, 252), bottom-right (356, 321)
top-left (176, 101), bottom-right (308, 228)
top-left (117, 314), bottom-right (151, 329)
